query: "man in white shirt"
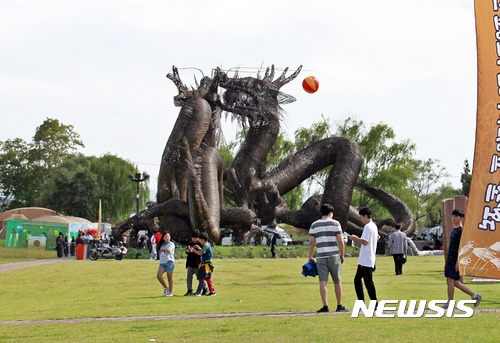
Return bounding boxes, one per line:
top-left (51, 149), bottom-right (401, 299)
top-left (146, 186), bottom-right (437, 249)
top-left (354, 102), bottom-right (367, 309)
top-left (150, 234), bottom-right (157, 260)
top-left (349, 207), bottom-right (379, 305)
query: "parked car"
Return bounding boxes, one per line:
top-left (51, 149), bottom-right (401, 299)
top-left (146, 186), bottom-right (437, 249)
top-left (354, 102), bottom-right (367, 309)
top-left (412, 226), bottom-right (443, 251)
top-left (221, 234), bottom-right (234, 246)
top-left (260, 227), bottom-right (292, 246)
top-left (221, 226), bottom-right (292, 246)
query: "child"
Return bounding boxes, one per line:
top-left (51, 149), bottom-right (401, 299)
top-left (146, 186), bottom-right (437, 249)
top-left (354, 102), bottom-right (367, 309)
top-left (157, 232), bottom-right (175, 296)
top-left (184, 230), bottom-right (203, 296)
top-left (193, 232), bottom-right (216, 296)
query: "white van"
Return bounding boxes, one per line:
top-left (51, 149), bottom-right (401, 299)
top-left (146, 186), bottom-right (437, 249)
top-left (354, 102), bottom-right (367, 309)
top-left (261, 227), bottom-right (292, 246)
top-left (221, 227), bottom-right (292, 246)
top-left (221, 234), bottom-right (234, 246)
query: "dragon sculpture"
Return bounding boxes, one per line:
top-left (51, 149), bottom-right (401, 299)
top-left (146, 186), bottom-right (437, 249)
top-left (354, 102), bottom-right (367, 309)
top-left (117, 65), bottom-right (414, 244)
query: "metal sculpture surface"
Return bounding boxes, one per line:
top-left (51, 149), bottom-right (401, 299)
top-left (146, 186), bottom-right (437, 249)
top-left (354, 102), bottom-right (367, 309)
top-left (157, 67), bottom-right (223, 242)
top-left (118, 65), bottom-right (413, 243)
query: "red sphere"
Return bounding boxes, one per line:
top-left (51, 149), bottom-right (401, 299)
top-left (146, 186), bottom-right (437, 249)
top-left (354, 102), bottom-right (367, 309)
top-left (302, 76), bottom-right (319, 93)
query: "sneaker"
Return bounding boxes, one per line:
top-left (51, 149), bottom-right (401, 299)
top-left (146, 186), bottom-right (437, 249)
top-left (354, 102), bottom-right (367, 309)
top-left (316, 306), bottom-right (329, 313)
top-left (472, 294), bottom-right (482, 308)
top-left (441, 301), bottom-right (449, 309)
top-left (184, 290), bottom-right (194, 296)
top-left (206, 292), bottom-right (216, 296)
top-left (202, 288), bottom-right (210, 296)
top-left (163, 287), bottom-right (170, 296)
top-left (194, 292), bottom-right (202, 297)
top-left (336, 305), bottom-right (349, 312)
top-left (165, 293), bottom-right (173, 297)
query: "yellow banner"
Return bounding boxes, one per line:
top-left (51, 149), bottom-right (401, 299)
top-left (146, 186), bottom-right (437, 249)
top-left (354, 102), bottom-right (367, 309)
top-left (459, 0), bottom-right (500, 279)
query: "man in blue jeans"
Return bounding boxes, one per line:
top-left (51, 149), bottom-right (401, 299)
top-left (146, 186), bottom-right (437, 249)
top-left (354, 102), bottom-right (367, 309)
top-left (184, 230), bottom-right (207, 296)
top-left (349, 207), bottom-right (379, 306)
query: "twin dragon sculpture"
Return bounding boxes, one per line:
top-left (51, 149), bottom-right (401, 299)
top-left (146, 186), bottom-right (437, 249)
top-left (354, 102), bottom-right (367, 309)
top-left (119, 65), bottom-right (414, 244)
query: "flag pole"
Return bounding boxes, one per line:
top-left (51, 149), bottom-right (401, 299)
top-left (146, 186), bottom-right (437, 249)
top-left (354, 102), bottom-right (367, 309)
top-left (97, 199), bottom-right (102, 240)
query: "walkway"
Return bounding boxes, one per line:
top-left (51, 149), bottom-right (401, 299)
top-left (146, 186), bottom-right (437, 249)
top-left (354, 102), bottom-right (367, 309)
top-left (0, 258), bottom-right (68, 273)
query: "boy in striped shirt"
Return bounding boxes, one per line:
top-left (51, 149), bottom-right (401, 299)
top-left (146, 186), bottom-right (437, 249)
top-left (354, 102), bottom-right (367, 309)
top-left (308, 203), bottom-right (348, 313)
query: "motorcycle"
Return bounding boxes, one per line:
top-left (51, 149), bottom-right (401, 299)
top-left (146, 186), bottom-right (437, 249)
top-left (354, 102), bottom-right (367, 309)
top-left (89, 241), bottom-right (125, 260)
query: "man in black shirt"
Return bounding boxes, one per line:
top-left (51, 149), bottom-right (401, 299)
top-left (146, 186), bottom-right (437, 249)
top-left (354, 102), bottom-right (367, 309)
top-left (184, 230), bottom-right (203, 296)
top-left (443, 209), bottom-right (482, 309)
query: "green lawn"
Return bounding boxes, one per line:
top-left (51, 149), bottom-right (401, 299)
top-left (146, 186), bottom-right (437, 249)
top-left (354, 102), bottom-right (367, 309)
top-left (0, 242), bottom-right (56, 263)
top-left (0, 242), bottom-right (499, 343)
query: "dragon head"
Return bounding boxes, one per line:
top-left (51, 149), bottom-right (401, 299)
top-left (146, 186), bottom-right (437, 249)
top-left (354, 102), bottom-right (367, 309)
top-left (219, 65), bottom-right (302, 122)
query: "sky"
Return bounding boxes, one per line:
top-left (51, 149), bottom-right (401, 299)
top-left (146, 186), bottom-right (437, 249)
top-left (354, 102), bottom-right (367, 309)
top-left (1, 0), bottom-right (477, 200)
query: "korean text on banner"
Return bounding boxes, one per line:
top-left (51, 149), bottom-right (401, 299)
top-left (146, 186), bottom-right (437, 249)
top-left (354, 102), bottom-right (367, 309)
top-left (458, 0), bottom-right (500, 279)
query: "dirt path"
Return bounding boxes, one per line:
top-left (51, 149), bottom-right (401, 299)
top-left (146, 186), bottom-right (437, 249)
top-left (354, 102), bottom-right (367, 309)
top-left (0, 258), bottom-right (69, 273)
top-left (1, 308), bottom-right (499, 326)
top-left (0, 311), bottom-right (324, 326)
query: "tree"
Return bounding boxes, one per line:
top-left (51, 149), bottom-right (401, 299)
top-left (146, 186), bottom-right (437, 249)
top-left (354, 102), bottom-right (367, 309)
top-left (333, 117), bottom-right (451, 229)
top-left (461, 159), bottom-right (472, 196)
top-left (335, 118), bottom-right (415, 213)
top-left (31, 118), bottom-right (84, 170)
top-left (0, 137), bottom-right (37, 208)
top-left (407, 158), bottom-right (451, 228)
top-left (89, 154), bottom-right (150, 222)
top-left (422, 184), bottom-right (460, 227)
top-left (37, 155), bottom-right (102, 219)
top-left (37, 154), bottom-right (149, 222)
top-left (219, 114), bottom-right (450, 234)
top-left (0, 118), bottom-right (147, 222)
top-left (0, 118), bottom-right (84, 209)
top-left (295, 117), bottom-right (417, 217)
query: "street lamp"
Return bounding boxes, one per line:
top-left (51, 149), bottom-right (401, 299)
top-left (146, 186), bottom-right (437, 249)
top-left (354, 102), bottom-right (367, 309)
top-left (128, 172), bottom-right (150, 215)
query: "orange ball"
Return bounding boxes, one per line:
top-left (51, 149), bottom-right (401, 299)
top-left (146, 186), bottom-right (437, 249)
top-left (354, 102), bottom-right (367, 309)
top-left (302, 76), bottom-right (319, 93)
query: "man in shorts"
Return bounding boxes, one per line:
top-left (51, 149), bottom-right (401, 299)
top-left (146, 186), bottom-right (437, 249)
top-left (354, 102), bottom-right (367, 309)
top-left (443, 209), bottom-right (482, 309)
top-left (308, 203), bottom-right (348, 313)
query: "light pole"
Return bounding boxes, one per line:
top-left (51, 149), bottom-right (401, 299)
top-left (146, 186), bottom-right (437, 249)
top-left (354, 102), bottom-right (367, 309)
top-left (128, 172), bottom-right (149, 214)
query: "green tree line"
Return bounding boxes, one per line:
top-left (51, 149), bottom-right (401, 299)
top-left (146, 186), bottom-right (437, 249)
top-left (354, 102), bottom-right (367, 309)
top-left (220, 116), bottom-right (471, 228)
top-left (2, 116), bottom-right (471, 228)
top-left (0, 118), bottom-right (149, 223)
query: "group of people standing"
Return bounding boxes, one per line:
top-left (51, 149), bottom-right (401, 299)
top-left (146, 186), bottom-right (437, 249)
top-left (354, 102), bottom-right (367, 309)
top-left (308, 204), bottom-right (482, 313)
top-left (56, 230), bottom-right (96, 258)
top-left (308, 204), bottom-right (379, 313)
top-left (152, 203), bottom-right (482, 313)
top-left (156, 229), bottom-right (216, 297)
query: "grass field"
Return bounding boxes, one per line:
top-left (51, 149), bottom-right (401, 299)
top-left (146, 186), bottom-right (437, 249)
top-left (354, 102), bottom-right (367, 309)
top-left (0, 242), bottom-right (499, 343)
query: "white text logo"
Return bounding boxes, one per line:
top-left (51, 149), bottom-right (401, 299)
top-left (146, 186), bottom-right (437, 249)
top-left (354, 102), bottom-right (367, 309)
top-left (351, 300), bottom-right (475, 318)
